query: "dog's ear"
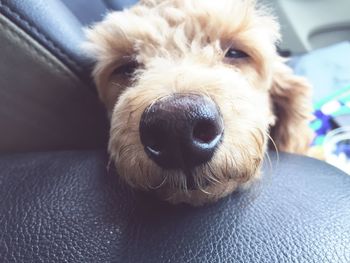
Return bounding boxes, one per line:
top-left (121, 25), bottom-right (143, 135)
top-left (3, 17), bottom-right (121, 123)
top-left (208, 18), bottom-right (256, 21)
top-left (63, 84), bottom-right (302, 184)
top-left (269, 61), bottom-right (314, 153)
top-left (83, 12), bottom-right (135, 113)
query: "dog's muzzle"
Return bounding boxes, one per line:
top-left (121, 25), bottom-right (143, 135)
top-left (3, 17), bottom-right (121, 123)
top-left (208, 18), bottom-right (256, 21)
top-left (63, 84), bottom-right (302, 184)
top-left (139, 94), bottom-right (224, 170)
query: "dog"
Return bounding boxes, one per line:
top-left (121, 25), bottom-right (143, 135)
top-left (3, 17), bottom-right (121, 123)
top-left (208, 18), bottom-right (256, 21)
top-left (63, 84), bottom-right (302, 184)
top-left (84, 0), bottom-right (313, 205)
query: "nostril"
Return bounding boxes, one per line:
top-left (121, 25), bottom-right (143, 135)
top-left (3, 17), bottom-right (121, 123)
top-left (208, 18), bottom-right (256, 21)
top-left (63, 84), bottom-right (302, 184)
top-left (193, 120), bottom-right (222, 144)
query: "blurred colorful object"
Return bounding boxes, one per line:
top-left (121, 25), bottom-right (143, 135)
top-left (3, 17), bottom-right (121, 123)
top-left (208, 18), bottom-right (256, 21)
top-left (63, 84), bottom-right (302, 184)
top-left (323, 127), bottom-right (350, 174)
top-left (290, 42), bottom-right (350, 169)
top-left (311, 84), bottom-right (350, 146)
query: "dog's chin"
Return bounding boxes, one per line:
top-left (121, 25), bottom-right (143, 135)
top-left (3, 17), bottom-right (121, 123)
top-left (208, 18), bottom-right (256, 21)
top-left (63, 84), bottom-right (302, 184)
top-left (154, 180), bottom-right (240, 206)
top-left (112, 149), bottom-right (264, 205)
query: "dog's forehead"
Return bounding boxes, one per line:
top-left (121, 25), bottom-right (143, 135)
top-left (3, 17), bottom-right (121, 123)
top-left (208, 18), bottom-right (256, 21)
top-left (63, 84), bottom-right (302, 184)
top-left (128, 0), bottom-right (260, 40)
top-left (105, 0), bottom-right (279, 61)
top-left (85, 0), bottom-right (280, 82)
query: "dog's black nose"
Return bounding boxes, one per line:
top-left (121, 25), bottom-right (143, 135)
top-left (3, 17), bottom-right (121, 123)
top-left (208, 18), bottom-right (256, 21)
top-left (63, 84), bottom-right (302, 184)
top-left (139, 94), bottom-right (223, 170)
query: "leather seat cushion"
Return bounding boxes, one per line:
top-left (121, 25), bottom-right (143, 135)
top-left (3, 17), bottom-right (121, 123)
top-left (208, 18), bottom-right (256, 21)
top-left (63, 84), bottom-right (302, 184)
top-left (61, 0), bottom-right (139, 26)
top-left (0, 151), bottom-right (349, 262)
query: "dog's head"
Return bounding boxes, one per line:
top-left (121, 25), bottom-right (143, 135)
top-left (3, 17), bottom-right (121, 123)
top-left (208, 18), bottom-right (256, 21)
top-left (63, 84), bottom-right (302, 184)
top-left (85, 0), bottom-right (313, 205)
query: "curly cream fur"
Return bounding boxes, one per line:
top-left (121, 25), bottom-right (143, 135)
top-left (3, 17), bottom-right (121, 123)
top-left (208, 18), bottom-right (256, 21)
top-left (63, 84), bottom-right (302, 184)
top-left (84, 0), bottom-right (313, 205)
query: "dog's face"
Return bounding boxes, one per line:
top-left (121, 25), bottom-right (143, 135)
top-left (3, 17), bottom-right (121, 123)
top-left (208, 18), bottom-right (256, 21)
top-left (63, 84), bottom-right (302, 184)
top-left (85, 0), bottom-right (313, 205)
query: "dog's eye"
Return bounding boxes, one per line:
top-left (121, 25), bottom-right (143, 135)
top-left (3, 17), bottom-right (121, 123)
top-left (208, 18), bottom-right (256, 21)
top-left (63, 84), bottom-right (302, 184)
top-left (113, 61), bottom-right (138, 77)
top-left (225, 48), bottom-right (249, 59)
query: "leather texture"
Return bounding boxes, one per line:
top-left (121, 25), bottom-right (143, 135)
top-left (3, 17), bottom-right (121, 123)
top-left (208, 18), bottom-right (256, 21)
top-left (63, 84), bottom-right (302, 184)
top-left (0, 0), bottom-right (140, 83)
top-left (61, 0), bottom-right (138, 26)
top-left (0, 0), bottom-right (138, 152)
top-left (104, 0), bottom-right (138, 11)
top-left (0, 15), bottom-right (108, 153)
top-left (0, 150), bottom-right (349, 262)
top-left (0, 0), bottom-right (92, 83)
top-left (61, 0), bottom-right (108, 26)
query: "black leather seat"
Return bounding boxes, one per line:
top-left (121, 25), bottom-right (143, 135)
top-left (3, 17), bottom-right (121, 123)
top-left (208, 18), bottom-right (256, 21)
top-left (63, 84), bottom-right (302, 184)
top-left (1, 151), bottom-right (350, 262)
top-left (0, 1), bottom-right (350, 262)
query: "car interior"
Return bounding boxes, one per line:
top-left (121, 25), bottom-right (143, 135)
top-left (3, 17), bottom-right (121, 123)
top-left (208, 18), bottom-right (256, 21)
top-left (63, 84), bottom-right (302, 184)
top-left (0, 0), bottom-right (350, 262)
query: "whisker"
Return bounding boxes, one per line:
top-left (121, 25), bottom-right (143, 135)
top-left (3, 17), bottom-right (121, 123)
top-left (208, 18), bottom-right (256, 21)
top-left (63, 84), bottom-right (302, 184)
top-left (206, 163), bottom-right (222, 184)
top-left (106, 156), bottom-right (113, 173)
top-left (149, 174), bottom-right (168, 190)
top-left (198, 186), bottom-right (212, 195)
top-left (265, 151), bottom-right (273, 174)
top-left (267, 133), bottom-right (279, 166)
top-left (181, 175), bottom-right (190, 195)
top-left (224, 143), bottom-right (239, 177)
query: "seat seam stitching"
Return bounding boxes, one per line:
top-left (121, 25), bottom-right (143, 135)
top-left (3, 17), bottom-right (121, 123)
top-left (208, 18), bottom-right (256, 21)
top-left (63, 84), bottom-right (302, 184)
top-left (0, 17), bottom-right (76, 83)
top-left (0, 1), bottom-right (83, 71)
